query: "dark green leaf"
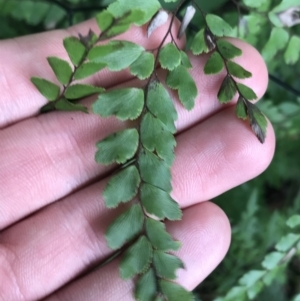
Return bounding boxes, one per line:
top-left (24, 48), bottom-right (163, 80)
top-left (204, 52), bottom-right (224, 74)
top-left (140, 183), bottom-right (182, 220)
top-left (31, 77), bottom-right (60, 101)
top-left (73, 62), bottom-right (106, 80)
top-left (146, 218), bottom-right (181, 251)
top-left (120, 236), bottom-right (152, 279)
top-left (107, 0), bottom-right (160, 26)
top-left (105, 204), bottom-right (144, 249)
top-left (135, 268), bottom-right (157, 301)
top-left (104, 166), bottom-right (141, 208)
top-left (206, 14), bottom-right (232, 37)
top-left (63, 36), bottom-right (86, 66)
top-left (180, 51), bottom-right (192, 68)
top-left (160, 280), bottom-right (194, 301)
top-left (95, 129), bottom-right (139, 165)
top-left (237, 83), bottom-right (257, 100)
top-left (217, 40), bottom-right (242, 60)
top-left (153, 251), bottom-right (184, 279)
top-left (47, 57), bottom-right (73, 85)
top-left (159, 43), bottom-right (181, 71)
top-left (227, 61), bottom-right (252, 79)
top-left (139, 149), bottom-right (172, 192)
top-left (247, 103), bottom-right (268, 143)
top-left (166, 65), bottom-right (197, 110)
top-left (96, 10), bottom-right (114, 32)
top-left (40, 102), bottom-right (55, 113)
top-left (92, 88), bottom-right (144, 120)
top-left (88, 40), bottom-right (144, 71)
top-left (65, 84), bottom-right (104, 100)
top-left (106, 10), bottom-right (145, 38)
top-left (190, 29), bottom-right (209, 55)
top-left (141, 113), bottom-right (176, 165)
top-left (217, 75), bottom-right (237, 103)
top-left (130, 52), bottom-right (155, 79)
top-left (236, 97), bottom-right (248, 120)
top-left (54, 98), bottom-right (88, 113)
top-left (147, 81), bottom-right (178, 133)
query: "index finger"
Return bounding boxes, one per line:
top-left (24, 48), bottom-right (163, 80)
top-left (0, 17), bottom-right (183, 129)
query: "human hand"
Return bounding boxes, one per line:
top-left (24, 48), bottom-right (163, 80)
top-left (0, 18), bottom-right (275, 300)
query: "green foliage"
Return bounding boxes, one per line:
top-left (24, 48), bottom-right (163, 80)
top-left (212, 212), bottom-right (300, 301)
top-left (236, 97), bottom-right (248, 120)
top-left (160, 280), bottom-right (194, 301)
top-left (166, 65), bottom-right (198, 110)
top-left (284, 36), bottom-right (300, 65)
top-left (159, 43), bottom-right (181, 71)
top-left (130, 52), bottom-right (155, 79)
top-left (107, 0), bottom-right (160, 25)
top-left (237, 84), bottom-right (257, 101)
top-left (95, 129), bottom-right (139, 165)
top-left (31, 77), bottom-right (60, 101)
top-left (217, 40), bottom-right (242, 60)
top-left (218, 75), bottom-right (237, 103)
top-left (153, 251), bottom-right (184, 279)
top-left (54, 98), bottom-right (88, 113)
top-left (139, 150), bottom-right (172, 192)
top-left (106, 204), bottom-right (144, 250)
top-left (140, 183), bottom-right (182, 220)
top-left (26, 0), bottom-right (300, 300)
top-left (262, 28), bottom-right (290, 62)
top-left (146, 81), bottom-right (178, 133)
top-left (65, 84), bottom-right (104, 99)
top-left (145, 219), bottom-right (181, 251)
top-left (73, 62), bottom-right (106, 80)
top-left (204, 52), bottom-right (224, 74)
top-left (103, 166), bottom-right (141, 208)
top-left (120, 236), bottom-right (153, 279)
top-left (205, 14), bottom-right (233, 37)
top-left (88, 40), bottom-right (144, 71)
top-left (190, 29), bottom-right (209, 55)
top-left (141, 113), bottom-right (176, 165)
top-left (47, 57), bottom-right (73, 85)
top-left (93, 88), bottom-right (144, 120)
top-left (227, 61), bottom-right (252, 79)
top-left (135, 269), bottom-right (157, 301)
top-left (63, 37), bottom-right (86, 66)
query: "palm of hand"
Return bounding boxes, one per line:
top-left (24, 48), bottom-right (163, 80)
top-left (0, 18), bottom-right (274, 301)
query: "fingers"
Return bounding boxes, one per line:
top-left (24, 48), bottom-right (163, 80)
top-left (45, 202), bottom-right (231, 301)
top-left (171, 107), bottom-right (275, 207)
top-left (0, 39), bottom-right (268, 229)
top-left (0, 18), bottom-right (182, 128)
top-left (0, 106), bottom-right (274, 300)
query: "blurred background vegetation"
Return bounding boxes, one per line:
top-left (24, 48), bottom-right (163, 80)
top-left (1, 0), bottom-right (299, 300)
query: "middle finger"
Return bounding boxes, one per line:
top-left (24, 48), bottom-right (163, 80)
top-left (0, 106), bottom-right (275, 301)
top-left (0, 40), bottom-right (268, 230)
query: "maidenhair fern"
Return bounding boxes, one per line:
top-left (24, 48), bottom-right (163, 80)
top-left (30, 0), bottom-right (268, 300)
top-left (214, 214), bottom-right (300, 301)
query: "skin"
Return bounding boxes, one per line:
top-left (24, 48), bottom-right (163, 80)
top-left (0, 17), bottom-right (275, 301)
